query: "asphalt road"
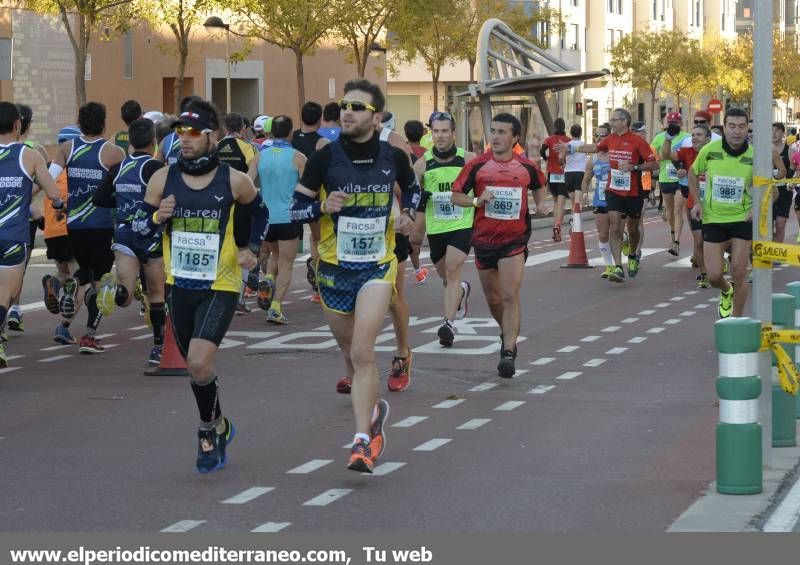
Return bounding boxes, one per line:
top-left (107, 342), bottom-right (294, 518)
top-left (2, 208), bottom-right (796, 532)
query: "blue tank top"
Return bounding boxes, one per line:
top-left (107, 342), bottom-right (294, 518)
top-left (592, 157), bottom-right (610, 208)
top-left (162, 132), bottom-right (181, 166)
top-left (66, 137), bottom-right (113, 230)
top-left (114, 154), bottom-right (155, 223)
top-left (319, 127), bottom-right (341, 142)
top-left (0, 143), bottom-right (34, 243)
top-left (258, 140), bottom-right (298, 225)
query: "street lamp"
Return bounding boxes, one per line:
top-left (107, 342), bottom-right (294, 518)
top-left (204, 16), bottom-right (231, 113)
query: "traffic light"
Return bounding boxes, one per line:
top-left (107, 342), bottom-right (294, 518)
top-left (575, 101), bottom-right (583, 116)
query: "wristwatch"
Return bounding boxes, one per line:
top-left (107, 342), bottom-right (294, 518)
top-left (402, 207), bottom-right (416, 221)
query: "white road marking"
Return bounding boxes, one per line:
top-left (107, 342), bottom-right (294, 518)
top-left (161, 520), bottom-right (205, 532)
top-left (129, 325), bottom-right (148, 331)
top-left (290, 289), bottom-right (307, 294)
top-left (131, 333), bottom-right (152, 340)
top-left (602, 326), bottom-right (620, 332)
top-left (628, 337), bottom-right (648, 344)
top-left (557, 345), bottom-right (580, 353)
top-left (372, 462), bottom-right (407, 476)
top-left (679, 310), bottom-right (697, 317)
top-left (40, 345), bottom-right (70, 351)
top-left (684, 290), bottom-right (699, 295)
top-left (664, 319), bottom-right (682, 325)
top-left (222, 487), bottom-right (275, 504)
top-left (303, 489), bottom-right (352, 506)
top-left (695, 303), bottom-right (711, 309)
top-left (621, 318), bottom-right (639, 323)
top-left (580, 336), bottom-right (601, 342)
top-left (469, 382), bottom-right (498, 392)
top-left (589, 248), bottom-right (662, 266)
top-left (530, 357), bottom-right (555, 365)
top-left (664, 257), bottom-right (693, 268)
top-left (103, 344), bottom-right (119, 349)
top-left (655, 303), bottom-right (670, 308)
top-left (583, 358), bottom-right (606, 367)
top-left (0, 367), bottom-right (21, 374)
top-left (638, 310), bottom-right (656, 315)
top-left (669, 297), bottom-right (685, 302)
top-left (433, 399), bottom-right (465, 409)
top-left (606, 347), bottom-right (628, 354)
top-left (529, 385), bottom-right (556, 394)
top-left (413, 438), bottom-right (452, 451)
top-left (647, 327), bottom-right (665, 334)
top-left (251, 522), bottom-right (291, 533)
top-left (557, 371), bottom-right (582, 380)
top-left (286, 460), bottom-right (333, 474)
top-left (707, 297), bottom-right (718, 302)
top-left (457, 418), bottom-right (492, 430)
top-left (38, 355), bottom-right (71, 362)
top-left (525, 250), bottom-right (569, 266)
top-left (93, 333), bottom-right (115, 340)
top-left (763, 475), bottom-right (800, 531)
top-left (5, 355), bottom-right (23, 361)
top-left (494, 400), bottom-right (525, 411)
top-left (19, 301), bottom-right (45, 313)
top-left (392, 416), bottom-right (428, 428)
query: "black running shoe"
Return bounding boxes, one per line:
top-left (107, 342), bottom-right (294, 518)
top-left (59, 277), bottom-right (78, 316)
top-left (306, 257), bottom-right (318, 291)
top-left (437, 321), bottom-right (455, 347)
top-left (497, 349), bottom-right (516, 378)
top-left (196, 417), bottom-right (235, 474)
top-left (246, 271), bottom-right (259, 292)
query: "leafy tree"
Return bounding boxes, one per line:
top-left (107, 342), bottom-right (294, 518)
top-left (236, 0), bottom-right (336, 114)
top-left (662, 39), bottom-right (716, 121)
top-left (21, 0), bottom-right (134, 108)
top-left (609, 29), bottom-right (687, 137)
top-left (714, 33), bottom-right (752, 105)
top-left (388, 0), bottom-right (475, 111)
top-left (332, 0), bottom-right (395, 79)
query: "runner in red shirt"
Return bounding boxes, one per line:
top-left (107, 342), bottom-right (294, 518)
top-left (452, 113), bottom-right (545, 378)
top-left (560, 108), bottom-right (658, 282)
top-left (540, 118), bottom-right (571, 241)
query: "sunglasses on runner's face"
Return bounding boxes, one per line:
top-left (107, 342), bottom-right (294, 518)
top-left (430, 112), bottom-right (454, 123)
top-left (175, 126), bottom-right (209, 137)
top-left (694, 120), bottom-right (708, 125)
top-left (338, 100), bottom-right (376, 113)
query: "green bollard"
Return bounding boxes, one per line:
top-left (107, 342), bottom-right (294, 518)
top-left (715, 317), bottom-right (762, 494)
top-left (785, 281), bottom-right (800, 419)
top-left (772, 293), bottom-right (796, 447)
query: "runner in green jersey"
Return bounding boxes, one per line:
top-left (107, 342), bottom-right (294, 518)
top-left (690, 107), bottom-right (784, 318)
top-left (413, 112), bottom-right (476, 347)
top-left (652, 112), bottom-right (689, 255)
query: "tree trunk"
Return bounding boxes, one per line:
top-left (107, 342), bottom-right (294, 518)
top-left (432, 67), bottom-right (441, 111)
top-left (174, 38), bottom-right (189, 113)
top-left (468, 57), bottom-right (475, 83)
top-left (650, 89), bottom-right (657, 140)
top-left (294, 49), bottom-right (306, 116)
top-left (356, 40), bottom-right (368, 79)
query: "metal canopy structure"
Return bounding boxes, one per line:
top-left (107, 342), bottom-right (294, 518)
top-left (457, 18), bottom-right (608, 141)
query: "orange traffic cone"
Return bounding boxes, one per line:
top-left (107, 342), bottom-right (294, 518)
top-left (144, 314), bottom-right (188, 377)
top-left (561, 201), bottom-right (592, 269)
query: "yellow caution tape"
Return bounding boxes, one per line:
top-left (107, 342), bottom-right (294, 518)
top-left (760, 326), bottom-right (800, 395)
top-left (751, 240), bottom-right (800, 267)
top-left (753, 176), bottom-right (800, 237)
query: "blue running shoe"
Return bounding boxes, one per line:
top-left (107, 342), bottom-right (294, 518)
top-left (196, 417), bottom-right (235, 473)
top-left (148, 345), bottom-right (162, 366)
top-left (53, 324), bottom-right (76, 345)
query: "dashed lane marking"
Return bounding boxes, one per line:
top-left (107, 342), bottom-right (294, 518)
top-left (40, 345), bottom-right (70, 351)
top-left (132, 333), bottom-right (152, 340)
top-left (129, 325), bottom-right (148, 331)
top-left (251, 522), bottom-right (291, 533)
top-left (457, 419), bottom-right (492, 430)
top-left (556, 371), bottom-right (582, 380)
top-left (38, 355), bottom-right (72, 362)
top-left (647, 327), bottom-right (666, 334)
top-left (606, 347), bottom-right (628, 354)
top-left (621, 318), bottom-right (639, 324)
top-left (303, 489), bottom-right (352, 507)
top-left (655, 303), bottom-right (670, 308)
top-left (286, 460), bottom-right (333, 474)
top-left (638, 310), bottom-right (656, 315)
top-left (94, 333), bottom-right (116, 340)
top-left (5, 355), bottom-right (23, 361)
top-left (557, 345), bottom-right (580, 353)
top-left (580, 336), bottom-right (602, 342)
top-left (392, 416), bottom-right (428, 428)
top-left (583, 358), bottom-right (606, 367)
top-left (469, 382), bottom-right (498, 392)
top-left (413, 438), bottom-right (452, 451)
top-left (669, 297), bottom-right (685, 302)
top-left (680, 310), bottom-right (697, 316)
top-left (0, 367), bottom-right (21, 374)
top-left (695, 303), bottom-right (711, 309)
top-left (528, 385), bottom-right (556, 394)
top-left (371, 462), bottom-right (407, 476)
top-left (684, 290), bottom-right (699, 295)
top-left (433, 399), bottom-right (465, 409)
top-left (664, 319), bottom-right (682, 325)
top-left (602, 326), bottom-right (620, 332)
top-left (530, 357), bottom-right (555, 365)
top-left (494, 401), bottom-right (525, 411)
top-left (161, 520), bottom-right (205, 532)
top-left (628, 337), bottom-right (648, 344)
top-left (222, 487), bottom-right (275, 504)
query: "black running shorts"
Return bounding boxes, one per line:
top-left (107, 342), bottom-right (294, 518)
top-left (167, 286), bottom-right (238, 356)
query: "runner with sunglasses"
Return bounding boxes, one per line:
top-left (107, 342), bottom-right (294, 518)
top-left (134, 100), bottom-right (267, 473)
top-left (290, 80), bottom-right (420, 472)
top-left (414, 111), bottom-right (476, 349)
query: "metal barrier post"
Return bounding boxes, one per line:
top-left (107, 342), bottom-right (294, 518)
top-left (785, 281), bottom-right (800, 419)
top-left (715, 317), bottom-right (763, 494)
top-left (772, 293), bottom-right (797, 447)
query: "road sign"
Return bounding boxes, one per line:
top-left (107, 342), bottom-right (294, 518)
top-left (708, 99), bottom-right (723, 114)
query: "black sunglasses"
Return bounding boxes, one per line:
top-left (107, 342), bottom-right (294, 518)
top-left (429, 111), bottom-right (454, 124)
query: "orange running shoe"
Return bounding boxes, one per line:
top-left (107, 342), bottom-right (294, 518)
top-left (310, 292), bottom-right (322, 303)
top-left (388, 351), bottom-right (412, 392)
top-left (369, 399), bottom-right (389, 459)
top-left (347, 439), bottom-right (375, 473)
top-left (414, 267), bottom-right (429, 285)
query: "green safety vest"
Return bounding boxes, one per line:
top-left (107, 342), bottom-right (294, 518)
top-left (422, 148), bottom-right (473, 234)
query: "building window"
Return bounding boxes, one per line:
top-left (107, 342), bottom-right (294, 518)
top-left (569, 23), bottom-right (579, 50)
top-left (608, 0), bottom-right (614, 13)
top-left (535, 21), bottom-right (551, 46)
top-left (617, 29), bottom-right (624, 44)
top-left (571, 0), bottom-right (578, 6)
top-left (617, 0), bottom-right (623, 15)
top-left (607, 28), bottom-right (615, 48)
top-left (743, 7), bottom-right (751, 18)
top-left (123, 31), bottom-right (133, 80)
top-left (652, 0), bottom-right (657, 19)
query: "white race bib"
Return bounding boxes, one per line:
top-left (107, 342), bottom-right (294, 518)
top-left (549, 173), bottom-right (565, 184)
top-left (170, 231), bottom-right (219, 281)
top-left (432, 191), bottom-right (463, 221)
top-left (610, 169), bottom-right (631, 191)
top-left (485, 186), bottom-right (522, 220)
top-left (336, 216), bottom-right (386, 262)
top-left (665, 162), bottom-right (679, 182)
top-left (699, 179), bottom-right (707, 200)
top-left (712, 175), bottom-right (745, 204)
top-left (595, 177), bottom-right (607, 202)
